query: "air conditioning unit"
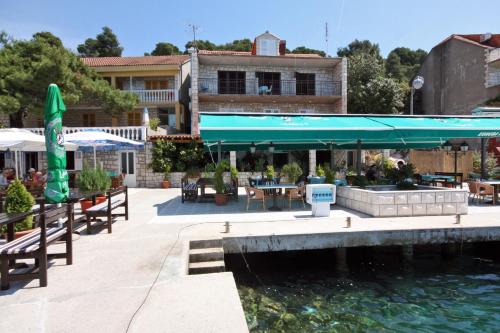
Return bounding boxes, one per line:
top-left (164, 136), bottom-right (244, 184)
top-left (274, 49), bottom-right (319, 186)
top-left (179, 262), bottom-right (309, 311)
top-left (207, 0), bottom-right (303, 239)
top-left (480, 33), bottom-right (492, 43)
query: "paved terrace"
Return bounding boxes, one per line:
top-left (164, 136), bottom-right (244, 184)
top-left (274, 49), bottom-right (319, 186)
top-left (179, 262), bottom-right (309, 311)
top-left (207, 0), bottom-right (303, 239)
top-left (1, 188), bottom-right (500, 332)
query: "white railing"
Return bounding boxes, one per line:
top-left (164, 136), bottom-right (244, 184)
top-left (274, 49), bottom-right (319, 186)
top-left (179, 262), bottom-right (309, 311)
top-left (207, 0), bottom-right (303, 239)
top-left (130, 89), bottom-right (178, 103)
top-left (26, 126), bottom-right (147, 141)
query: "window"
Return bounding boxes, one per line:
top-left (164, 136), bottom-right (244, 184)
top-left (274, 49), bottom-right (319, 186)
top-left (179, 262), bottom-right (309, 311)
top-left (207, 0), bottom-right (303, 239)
top-left (127, 112), bottom-right (142, 126)
top-left (256, 72), bottom-right (281, 95)
top-left (296, 73), bottom-right (315, 95)
top-left (115, 77), bottom-right (128, 90)
top-left (145, 79), bottom-right (169, 90)
top-left (263, 109), bottom-right (280, 113)
top-left (102, 77), bottom-right (112, 85)
top-left (158, 108), bottom-right (176, 127)
top-left (218, 71), bottom-right (246, 94)
top-left (299, 109), bottom-right (314, 114)
top-left (66, 151), bottom-right (75, 170)
top-left (83, 113), bottom-right (96, 127)
top-left (24, 152), bottom-right (38, 173)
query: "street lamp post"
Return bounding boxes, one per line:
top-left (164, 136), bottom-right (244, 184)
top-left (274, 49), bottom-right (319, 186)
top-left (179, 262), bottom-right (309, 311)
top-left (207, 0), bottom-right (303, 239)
top-left (410, 76), bottom-right (424, 115)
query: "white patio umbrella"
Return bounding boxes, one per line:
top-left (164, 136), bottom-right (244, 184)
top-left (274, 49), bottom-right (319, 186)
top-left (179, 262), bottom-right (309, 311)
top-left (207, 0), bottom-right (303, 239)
top-left (0, 128), bottom-right (76, 177)
top-left (64, 129), bottom-right (143, 168)
top-left (142, 107), bottom-right (150, 127)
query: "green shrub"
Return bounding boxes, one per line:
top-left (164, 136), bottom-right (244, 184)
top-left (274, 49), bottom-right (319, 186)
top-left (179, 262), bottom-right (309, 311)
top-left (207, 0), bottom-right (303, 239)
top-left (230, 165), bottom-right (238, 180)
top-left (149, 118), bottom-right (161, 131)
top-left (77, 165), bottom-right (111, 193)
top-left (5, 179), bottom-right (35, 231)
top-left (265, 165), bottom-right (275, 179)
top-left (352, 175), bottom-right (368, 188)
top-left (316, 165), bottom-right (325, 177)
top-left (213, 162), bottom-right (226, 194)
top-left (281, 162), bottom-right (303, 184)
top-left (472, 152), bottom-right (498, 179)
top-left (323, 164), bottom-right (334, 184)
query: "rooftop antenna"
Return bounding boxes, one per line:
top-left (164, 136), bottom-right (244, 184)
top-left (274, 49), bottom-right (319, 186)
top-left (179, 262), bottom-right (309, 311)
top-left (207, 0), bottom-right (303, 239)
top-left (325, 22), bottom-right (329, 57)
top-left (188, 24), bottom-right (199, 50)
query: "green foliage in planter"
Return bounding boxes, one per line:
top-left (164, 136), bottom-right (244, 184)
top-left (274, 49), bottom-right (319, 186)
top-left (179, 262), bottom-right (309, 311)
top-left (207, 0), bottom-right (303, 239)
top-left (386, 163), bottom-right (418, 190)
top-left (281, 162), bottom-right (302, 184)
top-left (5, 179), bottom-right (35, 232)
top-left (316, 165), bottom-right (325, 177)
top-left (150, 139), bottom-right (206, 173)
top-left (265, 165), bottom-right (275, 179)
top-left (323, 164), bottom-right (334, 184)
top-left (352, 175), bottom-right (368, 188)
top-left (148, 118), bottom-right (161, 131)
top-left (213, 162), bottom-right (226, 194)
top-left (77, 165), bottom-right (111, 194)
top-left (230, 165), bottom-right (238, 180)
top-left (149, 139), bottom-right (176, 173)
top-left (472, 152), bottom-right (498, 179)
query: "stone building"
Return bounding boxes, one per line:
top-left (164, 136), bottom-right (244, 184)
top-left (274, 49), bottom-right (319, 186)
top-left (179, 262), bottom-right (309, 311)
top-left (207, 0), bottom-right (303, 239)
top-left (416, 33), bottom-right (500, 116)
top-left (189, 31), bottom-right (348, 173)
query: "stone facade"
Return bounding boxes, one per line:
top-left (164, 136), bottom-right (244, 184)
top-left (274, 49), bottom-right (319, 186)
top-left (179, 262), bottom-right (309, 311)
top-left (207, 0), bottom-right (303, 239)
top-left (336, 186), bottom-right (469, 217)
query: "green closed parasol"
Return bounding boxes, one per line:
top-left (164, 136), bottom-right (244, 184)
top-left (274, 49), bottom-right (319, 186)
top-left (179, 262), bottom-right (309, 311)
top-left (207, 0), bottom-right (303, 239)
top-left (44, 84), bottom-right (69, 203)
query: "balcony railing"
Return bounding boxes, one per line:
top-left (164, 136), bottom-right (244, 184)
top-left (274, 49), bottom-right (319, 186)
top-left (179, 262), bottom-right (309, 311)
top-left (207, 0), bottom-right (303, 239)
top-left (198, 78), bottom-right (341, 96)
top-left (26, 126), bottom-right (147, 141)
top-left (126, 89), bottom-right (178, 103)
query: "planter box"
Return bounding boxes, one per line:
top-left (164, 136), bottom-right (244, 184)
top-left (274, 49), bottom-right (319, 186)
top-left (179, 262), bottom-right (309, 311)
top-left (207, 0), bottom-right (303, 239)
top-left (336, 185), bottom-right (468, 217)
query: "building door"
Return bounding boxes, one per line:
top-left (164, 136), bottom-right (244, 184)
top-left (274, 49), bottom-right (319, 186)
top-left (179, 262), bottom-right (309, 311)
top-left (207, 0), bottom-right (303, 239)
top-left (120, 151), bottom-right (136, 187)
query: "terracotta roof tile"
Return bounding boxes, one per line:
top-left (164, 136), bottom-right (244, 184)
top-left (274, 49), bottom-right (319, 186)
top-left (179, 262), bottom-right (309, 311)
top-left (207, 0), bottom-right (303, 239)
top-left (81, 55), bottom-right (189, 67)
top-left (198, 49), bottom-right (322, 58)
top-left (436, 34), bottom-right (500, 49)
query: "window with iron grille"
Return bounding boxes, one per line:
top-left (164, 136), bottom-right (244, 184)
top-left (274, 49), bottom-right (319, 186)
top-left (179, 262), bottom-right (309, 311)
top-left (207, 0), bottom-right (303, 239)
top-left (218, 71), bottom-right (246, 94)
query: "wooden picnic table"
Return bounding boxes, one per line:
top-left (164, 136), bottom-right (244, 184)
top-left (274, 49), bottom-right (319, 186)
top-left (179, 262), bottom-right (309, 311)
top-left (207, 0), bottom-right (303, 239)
top-left (482, 180), bottom-right (500, 205)
top-left (255, 183), bottom-right (298, 211)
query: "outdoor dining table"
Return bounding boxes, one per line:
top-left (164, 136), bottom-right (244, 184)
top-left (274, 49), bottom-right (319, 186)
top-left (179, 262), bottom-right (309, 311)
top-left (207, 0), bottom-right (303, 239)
top-left (482, 180), bottom-right (500, 205)
top-left (255, 183), bottom-right (298, 211)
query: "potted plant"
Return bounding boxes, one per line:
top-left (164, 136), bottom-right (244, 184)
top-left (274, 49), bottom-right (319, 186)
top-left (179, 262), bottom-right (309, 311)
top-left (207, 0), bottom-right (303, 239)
top-left (323, 164), bottom-right (335, 184)
top-left (77, 165), bottom-right (111, 212)
top-left (265, 165), bottom-right (275, 181)
top-left (281, 162), bottom-right (302, 184)
top-left (161, 163), bottom-right (172, 189)
top-left (213, 162), bottom-right (228, 206)
top-left (4, 179), bottom-right (35, 239)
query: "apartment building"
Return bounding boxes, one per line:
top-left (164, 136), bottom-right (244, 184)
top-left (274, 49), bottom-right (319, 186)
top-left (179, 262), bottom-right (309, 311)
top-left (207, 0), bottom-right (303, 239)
top-left (188, 31), bottom-right (347, 172)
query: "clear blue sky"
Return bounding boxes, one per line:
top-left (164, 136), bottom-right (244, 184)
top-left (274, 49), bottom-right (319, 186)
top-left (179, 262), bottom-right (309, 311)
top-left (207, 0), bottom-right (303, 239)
top-left (1, 0), bottom-right (499, 57)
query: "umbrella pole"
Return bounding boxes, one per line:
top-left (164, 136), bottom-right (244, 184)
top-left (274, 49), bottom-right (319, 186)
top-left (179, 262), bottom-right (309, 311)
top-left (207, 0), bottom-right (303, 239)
top-left (93, 146), bottom-right (97, 169)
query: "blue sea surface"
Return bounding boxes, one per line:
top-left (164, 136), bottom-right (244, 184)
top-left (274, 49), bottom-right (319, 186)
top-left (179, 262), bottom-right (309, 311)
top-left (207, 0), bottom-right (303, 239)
top-left (231, 249), bottom-right (500, 333)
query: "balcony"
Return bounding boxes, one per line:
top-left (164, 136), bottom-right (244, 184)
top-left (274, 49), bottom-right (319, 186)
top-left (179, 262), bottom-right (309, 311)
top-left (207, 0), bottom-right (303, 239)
top-left (26, 126), bottom-right (147, 141)
top-left (198, 78), bottom-right (341, 104)
top-left (126, 89), bottom-right (178, 103)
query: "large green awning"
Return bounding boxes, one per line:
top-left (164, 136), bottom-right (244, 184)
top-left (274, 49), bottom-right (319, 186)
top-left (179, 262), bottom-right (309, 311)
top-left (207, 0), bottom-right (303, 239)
top-left (199, 113), bottom-right (500, 152)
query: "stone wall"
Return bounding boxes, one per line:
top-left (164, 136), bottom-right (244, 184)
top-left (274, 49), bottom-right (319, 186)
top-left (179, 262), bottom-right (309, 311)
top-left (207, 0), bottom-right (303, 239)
top-left (336, 186), bottom-right (468, 217)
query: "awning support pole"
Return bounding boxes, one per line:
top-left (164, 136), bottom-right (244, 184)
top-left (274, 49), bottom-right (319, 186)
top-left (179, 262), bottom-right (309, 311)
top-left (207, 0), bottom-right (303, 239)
top-left (330, 143), bottom-right (335, 170)
top-left (356, 139), bottom-right (362, 176)
top-left (217, 140), bottom-right (222, 163)
top-left (480, 138), bottom-right (486, 180)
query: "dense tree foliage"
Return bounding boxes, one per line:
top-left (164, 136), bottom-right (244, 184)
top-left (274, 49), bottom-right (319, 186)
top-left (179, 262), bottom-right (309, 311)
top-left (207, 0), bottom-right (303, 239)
top-left (145, 42), bottom-right (182, 56)
top-left (0, 31), bottom-right (137, 126)
top-left (386, 47), bottom-right (427, 82)
top-left (184, 38), bottom-right (253, 52)
top-left (77, 26), bottom-right (123, 57)
top-left (291, 46), bottom-right (326, 57)
top-left (337, 39), bottom-right (383, 60)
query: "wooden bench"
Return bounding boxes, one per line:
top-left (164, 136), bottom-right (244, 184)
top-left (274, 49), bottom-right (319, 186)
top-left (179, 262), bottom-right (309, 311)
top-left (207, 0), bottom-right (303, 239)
top-left (181, 179), bottom-right (198, 203)
top-left (0, 202), bottom-right (73, 290)
top-left (85, 186), bottom-right (128, 234)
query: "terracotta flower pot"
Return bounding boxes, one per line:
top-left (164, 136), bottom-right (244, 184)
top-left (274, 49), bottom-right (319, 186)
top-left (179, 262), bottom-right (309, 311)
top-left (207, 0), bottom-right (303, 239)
top-left (96, 196), bottom-right (107, 205)
top-left (14, 228), bottom-right (38, 239)
top-left (162, 180), bottom-right (171, 189)
top-left (80, 200), bottom-right (94, 213)
top-left (215, 193), bottom-right (228, 206)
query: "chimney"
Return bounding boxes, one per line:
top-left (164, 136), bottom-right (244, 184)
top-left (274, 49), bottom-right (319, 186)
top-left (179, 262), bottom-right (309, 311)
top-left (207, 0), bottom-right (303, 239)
top-left (480, 33), bottom-right (492, 44)
top-left (279, 40), bottom-right (286, 56)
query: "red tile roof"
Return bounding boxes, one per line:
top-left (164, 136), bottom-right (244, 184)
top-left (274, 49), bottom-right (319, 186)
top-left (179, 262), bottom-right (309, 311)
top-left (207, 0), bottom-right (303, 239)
top-left (198, 49), bottom-right (322, 58)
top-left (81, 55), bottom-right (189, 67)
top-left (437, 34), bottom-right (500, 49)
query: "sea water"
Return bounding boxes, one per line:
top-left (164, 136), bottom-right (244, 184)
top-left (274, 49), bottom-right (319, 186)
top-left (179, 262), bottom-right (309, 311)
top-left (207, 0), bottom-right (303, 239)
top-left (227, 245), bottom-right (500, 333)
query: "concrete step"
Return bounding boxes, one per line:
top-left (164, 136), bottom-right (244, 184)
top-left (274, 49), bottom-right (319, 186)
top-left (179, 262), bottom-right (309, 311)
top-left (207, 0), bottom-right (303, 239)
top-left (189, 247), bottom-right (225, 263)
top-left (190, 238), bottom-right (223, 250)
top-left (188, 261), bottom-right (225, 275)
